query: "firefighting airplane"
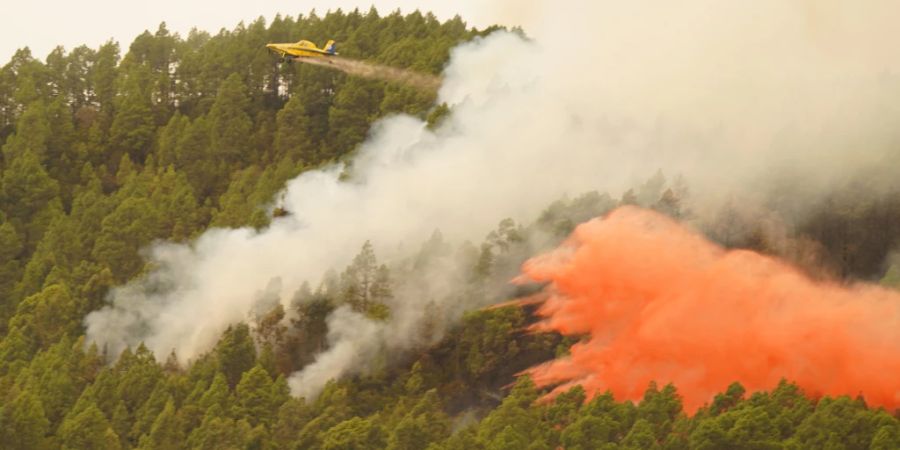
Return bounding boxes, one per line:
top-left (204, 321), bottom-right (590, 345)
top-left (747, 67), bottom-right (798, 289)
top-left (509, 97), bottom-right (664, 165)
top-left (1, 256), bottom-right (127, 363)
top-left (266, 39), bottom-right (338, 60)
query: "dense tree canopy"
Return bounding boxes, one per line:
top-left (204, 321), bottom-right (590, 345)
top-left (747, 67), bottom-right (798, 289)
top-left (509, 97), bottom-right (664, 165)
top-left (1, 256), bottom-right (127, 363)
top-left (0, 7), bottom-right (898, 450)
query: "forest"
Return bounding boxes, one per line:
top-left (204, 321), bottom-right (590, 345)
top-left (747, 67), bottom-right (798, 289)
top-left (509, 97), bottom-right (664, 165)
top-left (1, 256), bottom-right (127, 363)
top-left (1, 7), bottom-right (900, 450)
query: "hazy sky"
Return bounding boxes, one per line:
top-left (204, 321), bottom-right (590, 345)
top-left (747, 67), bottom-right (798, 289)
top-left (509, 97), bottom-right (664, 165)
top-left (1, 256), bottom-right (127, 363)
top-left (2, 0), bottom-right (529, 62)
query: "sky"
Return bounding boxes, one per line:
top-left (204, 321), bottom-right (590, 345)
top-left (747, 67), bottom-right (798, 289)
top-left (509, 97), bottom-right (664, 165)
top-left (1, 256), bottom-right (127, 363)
top-left (2, 0), bottom-right (531, 62)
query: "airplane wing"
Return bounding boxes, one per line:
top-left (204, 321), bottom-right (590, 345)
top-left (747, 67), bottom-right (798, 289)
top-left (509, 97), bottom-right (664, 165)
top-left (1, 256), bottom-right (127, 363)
top-left (265, 40), bottom-right (336, 58)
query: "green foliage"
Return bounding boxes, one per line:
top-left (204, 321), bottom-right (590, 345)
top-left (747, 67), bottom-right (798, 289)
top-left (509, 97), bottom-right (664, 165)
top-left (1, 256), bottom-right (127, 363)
top-left (273, 94), bottom-right (316, 164)
top-left (476, 377), bottom-right (551, 449)
top-left (561, 414), bottom-right (617, 450)
top-left (322, 416), bottom-right (386, 450)
top-left (136, 397), bottom-right (184, 450)
top-left (0, 8), bottom-right (897, 450)
top-left (426, 103), bottom-right (450, 129)
top-left (326, 77), bottom-right (384, 158)
top-left (637, 382), bottom-right (684, 440)
top-left (91, 196), bottom-right (164, 282)
top-left (235, 365), bottom-right (281, 427)
top-left (108, 70), bottom-right (155, 165)
top-left (9, 283), bottom-right (79, 349)
top-left (788, 396), bottom-right (882, 449)
top-left (387, 390), bottom-right (451, 450)
top-left (459, 307), bottom-right (525, 379)
top-left (2, 100), bottom-right (51, 163)
top-left (0, 389), bottom-right (49, 450)
top-left (881, 263), bottom-right (900, 289)
top-left (208, 74), bottom-right (253, 167)
top-left (196, 372), bottom-right (231, 417)
top-left (129, 380), bottom-right (170, 442)
top-left (211, 157), bottom-right (302, 229)
top-left (0, 150), bottom-right (62, 252)
top-left (339, 241), bottom-right (393, 319)
top-left (114, 345), bottom-right (165, 413)
top-left (271, 397), bottom-right (311, 448)
top-left (57, 401), bottom-right (119, 450)
top-left (216, 324), bottom-right (257, 388)
top-left (725, 406), bottom-right (780, 449)
top-left (0, 221), bottom-right (24, 310)
top-left (186, 415), bottom-right (251, 450)
top-left (870, 422), bottom-right (900, 450)
top-left (622, 418), bottom-right (661, 449)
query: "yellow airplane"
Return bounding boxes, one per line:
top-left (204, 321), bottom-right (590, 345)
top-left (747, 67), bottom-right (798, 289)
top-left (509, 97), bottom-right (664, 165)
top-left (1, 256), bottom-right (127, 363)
top-left (266, 40), bottom-right (337, 60)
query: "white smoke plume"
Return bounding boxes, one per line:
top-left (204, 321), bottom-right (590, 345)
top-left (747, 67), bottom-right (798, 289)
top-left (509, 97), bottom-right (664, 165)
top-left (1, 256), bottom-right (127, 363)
top-left (289, 307), bottom-right (383, 399)
top-left (297, 56), bottom-right (442, 92)
top-left (86, 1), bottom-right (900, 398)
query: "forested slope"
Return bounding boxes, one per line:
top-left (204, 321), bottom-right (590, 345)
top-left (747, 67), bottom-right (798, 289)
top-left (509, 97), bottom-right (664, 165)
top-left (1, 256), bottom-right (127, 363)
top-left (0, 7), bottom-right (899, 450)
top-left (0, 8), bottom-right (488, 328)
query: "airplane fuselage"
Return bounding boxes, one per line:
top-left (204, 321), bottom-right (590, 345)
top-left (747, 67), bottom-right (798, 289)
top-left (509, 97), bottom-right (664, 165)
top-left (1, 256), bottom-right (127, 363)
top-left (266, 40), bottom-right (337, 59)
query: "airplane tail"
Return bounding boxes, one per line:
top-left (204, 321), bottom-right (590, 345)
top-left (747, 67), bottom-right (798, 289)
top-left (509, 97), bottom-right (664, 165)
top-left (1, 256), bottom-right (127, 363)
top-left (324, 40), bottom-right (337, 55)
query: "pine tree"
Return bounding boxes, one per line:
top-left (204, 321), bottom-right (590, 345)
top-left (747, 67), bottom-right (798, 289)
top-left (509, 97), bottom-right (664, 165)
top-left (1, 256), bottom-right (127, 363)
top-left (216, 324), bottom-right (257, 387)
top-left (326, 77), bottom-right (383, 158)
top-left (208, 73), bottom-right (252, 167)
top-left (341, 241), bottom-right (379, 312)
top-left (0, 220), bottom-right (24, 323)
top-left (387, 390), bottom-right (450, 450)
top-left (186, 415), bottom-right (251, 450)
top-left (7, 48), bottom-right (47, 106)
top-left (44, 96), bottom-right (81, 192)
top-left (197, 373), bottom-right (231, 412)
top-left (235, 364), bottom-right (278, 427)
top-left (273, 94), bottom-right (315, 163)
top-left (209, 165), bottom-right (267, 229)
top-left (155, 113), bottom-right (189, 168)
top-left (0, 149), bottom-right (62, 252)
top-left (129, 381), bottom-right (170, 442)
top-left (322, 416), bottom-right (386, 450)
top-left (9, 284), bottom-right (78, 348)
top-left (476, 377), bottom-right (549, 448)
top-left (689, 419), bottom-right (728, 450)
top-left (90, 41), bottom-right (120, 114)
top-left (137, 397), bottom-right (184, 450)
top-left (114, 344), bottom-right (164, 413)
top-left (871, 423), bottom-right (900, 450)
top-left (289, 64), bottom-right (335, 157)
top-left (724, 406), bottom-right (780, 448)
top-left (2, 100), bottom-right (50, 162)
top-left (0, 389), bottom-right (50, 450)
top-left (57, 402), bottom-right (118, 450)
top-left (560, 415), bottom-right (616, 450)
top-left (636, 382), bottom-right (683, 441)
top-left (176, 116), bottom-right (225, 200)
top-left (108, 65), bottom-right (155, 164)
top-left (271, 397), bottom-right (312, 448)
top-left (148, 166), bottom-right (202, 241)
top-left (91, 196), bottom-right (164, 282)
top-left (621, 419), bottom-right (661, 450)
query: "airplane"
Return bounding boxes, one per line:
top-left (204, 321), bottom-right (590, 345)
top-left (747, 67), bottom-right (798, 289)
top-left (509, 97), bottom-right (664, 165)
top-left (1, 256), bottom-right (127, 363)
top-left (266, 39), bottom-right (338, 60)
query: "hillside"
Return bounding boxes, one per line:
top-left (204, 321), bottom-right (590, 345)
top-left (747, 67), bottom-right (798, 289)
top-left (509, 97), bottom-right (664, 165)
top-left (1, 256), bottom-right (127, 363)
top-left (2, 6), bottom-right (900, 450)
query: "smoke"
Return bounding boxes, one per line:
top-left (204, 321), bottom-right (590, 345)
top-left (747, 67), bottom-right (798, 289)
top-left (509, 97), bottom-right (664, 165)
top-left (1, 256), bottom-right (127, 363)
top-left (288, 306), bottom-right (382, 398)
top-left (86, 1), bottom-right (900, 399)
top-left (296, 56), bottom-right (442, 92)
top-left (521, 206), bottom-right (900, 412)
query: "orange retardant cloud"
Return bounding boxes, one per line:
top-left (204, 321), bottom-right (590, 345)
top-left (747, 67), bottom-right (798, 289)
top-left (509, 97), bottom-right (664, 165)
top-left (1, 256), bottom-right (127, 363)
top-left (520, 206), bottom-right (900, 413)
